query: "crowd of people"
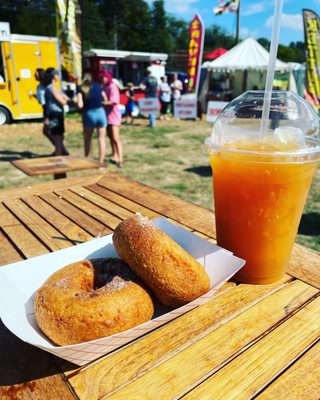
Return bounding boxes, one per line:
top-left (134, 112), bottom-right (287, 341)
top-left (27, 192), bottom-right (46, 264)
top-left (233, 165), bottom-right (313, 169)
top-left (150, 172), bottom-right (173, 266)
top-left (30, 66), bottom-right (184, 167)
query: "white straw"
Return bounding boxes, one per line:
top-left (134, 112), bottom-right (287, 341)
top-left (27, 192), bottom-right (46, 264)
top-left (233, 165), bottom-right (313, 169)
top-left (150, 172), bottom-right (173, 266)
top-left (260, 0), bottom-right (284, 135)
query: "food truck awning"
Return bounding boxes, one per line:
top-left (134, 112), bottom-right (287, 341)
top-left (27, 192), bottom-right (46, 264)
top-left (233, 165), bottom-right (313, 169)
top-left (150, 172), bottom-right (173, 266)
top-left (85, 49), bottom-right (168, 62)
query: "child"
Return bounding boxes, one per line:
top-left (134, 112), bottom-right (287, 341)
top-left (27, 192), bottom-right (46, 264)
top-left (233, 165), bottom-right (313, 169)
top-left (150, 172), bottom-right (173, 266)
top-left (125, 83), bottom-right (135, 125)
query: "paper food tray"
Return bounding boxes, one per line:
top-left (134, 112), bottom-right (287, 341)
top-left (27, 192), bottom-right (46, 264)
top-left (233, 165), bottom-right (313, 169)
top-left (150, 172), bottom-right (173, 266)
top-left (0, 218), bottom-right (245, 366)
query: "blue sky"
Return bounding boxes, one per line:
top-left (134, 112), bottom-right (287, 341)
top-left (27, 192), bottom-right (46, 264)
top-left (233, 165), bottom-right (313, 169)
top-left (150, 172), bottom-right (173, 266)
top-left (151, 0), bottom-right (320, 45)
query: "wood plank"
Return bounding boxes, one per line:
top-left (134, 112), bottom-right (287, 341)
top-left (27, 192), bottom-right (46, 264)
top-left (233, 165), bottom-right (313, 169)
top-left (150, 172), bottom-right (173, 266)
top-left (0, 203), bottom-right (49, 260)
top-left (23, 195), bottom-right (93, 244)
top-left (40, 192), bottom-right (112, 238)
top-left (256, 341), bottom-right (320, 400)
top-left (54, 189), bottom-right (123, 230)
top-left (183, 296), bottom-right (320, 400)
top-left (68, 277), bottom-right (292, 400)
top-left (96, 174), bottom-right (216, 237)
top-left (288, 243), bottom-right (320, 289)
top-left (0, 231), bottom-right (22, 266)
top-left (90, 280), bottom-right (317, 400)
top-left (85, 184), bottom-right (161, 219)
top-left (69, 186), bottom-right (135, 221)
top-left (0, 173), bottom-right (104, 202)
top-left (12, 155), bottom-right (100, 176)
top-left (3, 198), bottom-right (73, 251)
top-left (0, 321), bottom-right (75, 400)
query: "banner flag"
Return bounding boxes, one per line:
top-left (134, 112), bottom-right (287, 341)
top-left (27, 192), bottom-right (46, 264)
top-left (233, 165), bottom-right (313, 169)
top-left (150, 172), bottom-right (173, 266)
top-left (302, 8), bottom-right (320, 110)
top-left (214, 0), bottom-right (239, 16)
top-left (186, 14), bottom-right (204, 95)
top-left (56, 0), bottom-right (82, 81)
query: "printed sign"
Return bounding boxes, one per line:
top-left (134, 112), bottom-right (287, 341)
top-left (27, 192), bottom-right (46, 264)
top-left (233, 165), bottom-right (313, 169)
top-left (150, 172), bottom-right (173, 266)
top-left (20, 69), bottom-right (31, 79)
top-left (174, 99), bottom-right (197, 119)
top-left (187, 14), bottom-right (204, 95)
top-left (206, 101), bottom-right (229, 122)
top-left (0, 22), bottom-right (10, 42)
top-left (302, 9), bottom-right (320, 110)
top-left (138, 98), bottom-right (159, 115)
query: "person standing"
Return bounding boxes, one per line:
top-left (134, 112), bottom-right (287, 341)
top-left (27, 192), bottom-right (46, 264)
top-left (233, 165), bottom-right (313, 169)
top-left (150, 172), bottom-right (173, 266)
top-left (170, 72), bottom-right (183, 117)
top-left (29, 68), bottom-right (53, 149)
top-left (43, 68), bottom-right (70, 156)
top-left (140, 67), bottom-right (158, 128)
top-left (101, 70), bottom-right (124, 168)
top-left (79, 73), bottom-right (108, 165)
top-left (159, 75), bottom-right (171, 120)
top-left (125, 83), bottom-right (135, 125)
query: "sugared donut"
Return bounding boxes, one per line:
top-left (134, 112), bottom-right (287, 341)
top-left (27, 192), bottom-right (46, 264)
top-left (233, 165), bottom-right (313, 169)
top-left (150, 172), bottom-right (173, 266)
top-left (112, 214), bottom-right (210, 307)
top-left (34, 258), bottom-right (154, 345)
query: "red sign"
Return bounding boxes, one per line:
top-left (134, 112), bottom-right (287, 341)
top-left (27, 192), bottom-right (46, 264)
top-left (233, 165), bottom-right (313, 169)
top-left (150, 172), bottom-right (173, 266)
top-left (187, 14), bottom-right (204, 95)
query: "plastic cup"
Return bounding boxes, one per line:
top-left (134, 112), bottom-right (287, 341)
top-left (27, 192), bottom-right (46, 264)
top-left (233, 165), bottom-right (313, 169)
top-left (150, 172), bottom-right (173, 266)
top-left (205, 90), bottom-right (320, 284)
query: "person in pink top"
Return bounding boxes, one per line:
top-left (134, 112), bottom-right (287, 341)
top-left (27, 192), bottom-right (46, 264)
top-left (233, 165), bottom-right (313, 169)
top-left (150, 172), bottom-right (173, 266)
top-left (100, 70), bottom-right (124, 168)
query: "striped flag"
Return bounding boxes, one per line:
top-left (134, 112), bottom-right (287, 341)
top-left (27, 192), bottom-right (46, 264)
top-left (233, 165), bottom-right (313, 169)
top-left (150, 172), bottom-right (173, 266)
top-left (213, 0), bottom-right (239, 15)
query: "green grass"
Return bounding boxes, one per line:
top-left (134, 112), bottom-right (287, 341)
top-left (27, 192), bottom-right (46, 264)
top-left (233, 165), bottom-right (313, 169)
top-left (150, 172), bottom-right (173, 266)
top-left (1, 115), bottom-right (319, 252)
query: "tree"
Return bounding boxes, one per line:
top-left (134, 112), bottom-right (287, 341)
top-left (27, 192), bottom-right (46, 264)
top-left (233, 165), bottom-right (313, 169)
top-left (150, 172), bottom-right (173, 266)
top-left (204, 25), bottom-right (235, 51)
top-left (257, 37), bottom-right (270, 50)
top-left (99, 0), bottom-right (153, 51)
top-left (167, 17), bottom-right (189, 51)
top-left (150, 0), bottom-right (171, 53)
top-left (82, 0), bottom-right (109, 50)
top-left (0, 0), bottom-right (55, 36)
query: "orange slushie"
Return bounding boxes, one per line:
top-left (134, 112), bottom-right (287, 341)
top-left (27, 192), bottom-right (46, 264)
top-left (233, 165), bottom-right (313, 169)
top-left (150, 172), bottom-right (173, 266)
top-left (210, 141), bottom-right (318, 284)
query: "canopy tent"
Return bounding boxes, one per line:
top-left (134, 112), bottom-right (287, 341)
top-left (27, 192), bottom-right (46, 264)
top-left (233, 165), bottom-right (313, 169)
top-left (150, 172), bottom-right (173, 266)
top-left (204, 48), bottom-right (228, 60)
top-left (199, 38), bottom-right (295, 109)
top-left (203, 38), bottom-right (289, 71)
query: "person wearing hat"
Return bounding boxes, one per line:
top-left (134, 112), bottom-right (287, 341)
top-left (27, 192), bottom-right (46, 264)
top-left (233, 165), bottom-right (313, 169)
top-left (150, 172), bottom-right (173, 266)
top-left (43, 67), bottom-right (71, 156)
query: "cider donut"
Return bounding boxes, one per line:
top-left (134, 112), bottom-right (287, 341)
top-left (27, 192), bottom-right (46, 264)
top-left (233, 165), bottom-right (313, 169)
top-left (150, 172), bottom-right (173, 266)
top-left (34, 258), bottom-right (154, 346)
top-left (112, 214), bottom-right (210, 307)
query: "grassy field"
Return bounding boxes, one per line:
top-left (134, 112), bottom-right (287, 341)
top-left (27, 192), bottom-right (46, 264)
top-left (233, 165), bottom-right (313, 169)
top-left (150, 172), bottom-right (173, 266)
top-left (1, 114), bottom-right (319, 252)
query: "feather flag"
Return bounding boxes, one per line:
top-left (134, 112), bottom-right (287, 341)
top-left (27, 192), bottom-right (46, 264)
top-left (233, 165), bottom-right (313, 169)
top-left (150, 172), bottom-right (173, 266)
top-left (214, 0), bottom-right (239, 15)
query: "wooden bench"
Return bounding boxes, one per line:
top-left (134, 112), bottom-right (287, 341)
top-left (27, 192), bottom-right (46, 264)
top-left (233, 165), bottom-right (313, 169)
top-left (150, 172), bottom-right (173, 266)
top-left (11, 155), bottom-right (102, 179)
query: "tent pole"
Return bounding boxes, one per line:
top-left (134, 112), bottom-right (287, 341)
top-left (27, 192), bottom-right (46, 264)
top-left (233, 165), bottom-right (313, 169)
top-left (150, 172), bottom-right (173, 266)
top-left (235, 0), bottom-right (240, 43)
top-left (243, 69), bottom-right (248, 92)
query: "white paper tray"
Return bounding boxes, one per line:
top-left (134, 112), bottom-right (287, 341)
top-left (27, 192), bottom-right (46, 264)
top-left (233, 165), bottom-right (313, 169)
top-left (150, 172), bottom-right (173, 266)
top-left (0, 218), bottom-right (245, 366)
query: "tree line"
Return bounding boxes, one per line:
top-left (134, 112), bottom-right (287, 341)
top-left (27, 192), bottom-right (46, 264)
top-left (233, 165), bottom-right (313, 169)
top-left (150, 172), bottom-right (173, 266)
top-left (0, 0), bottom-right (305, 63)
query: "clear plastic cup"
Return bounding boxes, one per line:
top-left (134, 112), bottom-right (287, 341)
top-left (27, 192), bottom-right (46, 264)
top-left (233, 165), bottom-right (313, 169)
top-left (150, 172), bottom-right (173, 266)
top-left (205, 90), bottom-right (320, 284)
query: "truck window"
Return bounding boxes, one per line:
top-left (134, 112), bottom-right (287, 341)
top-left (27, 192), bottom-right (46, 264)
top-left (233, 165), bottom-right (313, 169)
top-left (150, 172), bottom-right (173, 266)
top-left (0, 49), bottom-right (5, 82)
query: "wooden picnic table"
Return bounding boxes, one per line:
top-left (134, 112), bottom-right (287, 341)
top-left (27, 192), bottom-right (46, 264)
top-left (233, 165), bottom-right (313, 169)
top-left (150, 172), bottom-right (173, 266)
top-left (0, 172), bottom-right (319, 400)
top-left (11, 155), bottom-right (101, 179)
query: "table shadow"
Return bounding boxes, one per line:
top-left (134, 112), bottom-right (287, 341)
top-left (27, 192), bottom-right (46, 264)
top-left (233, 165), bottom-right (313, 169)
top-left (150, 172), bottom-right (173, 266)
top-left (0, 320), bottom-right (77, 386)
top-left (0, 150), bottom-right (50, 162)
top-left (298, 212), bottom-right (320, 236)
top-left (184, 165), bottom-right (212, 177)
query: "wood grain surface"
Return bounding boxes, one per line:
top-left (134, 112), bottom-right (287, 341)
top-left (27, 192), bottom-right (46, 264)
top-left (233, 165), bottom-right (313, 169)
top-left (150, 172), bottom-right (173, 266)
top-left (0, 172), bottom-right (319, 400)
top-left (12, 155), bottom-right (100, 176)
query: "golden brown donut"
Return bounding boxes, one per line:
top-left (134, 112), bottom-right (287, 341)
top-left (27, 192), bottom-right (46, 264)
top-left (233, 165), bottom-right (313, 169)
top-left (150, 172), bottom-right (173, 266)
top-left (34, 258), bottom-right (154, 346)
top-left (112, 214), bottom-right (210, 307)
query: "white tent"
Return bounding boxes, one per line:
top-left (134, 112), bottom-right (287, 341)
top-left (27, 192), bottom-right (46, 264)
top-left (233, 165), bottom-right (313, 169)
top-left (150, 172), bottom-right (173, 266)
top-left (204, 38), bottom-right (289, 71)
top-left (199, 38), bottom-right (294, 108)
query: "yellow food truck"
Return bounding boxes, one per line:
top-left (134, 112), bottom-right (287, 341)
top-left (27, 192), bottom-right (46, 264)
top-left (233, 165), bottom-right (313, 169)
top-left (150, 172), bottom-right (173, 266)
top-left (0, 22), bottom-right (60, 125)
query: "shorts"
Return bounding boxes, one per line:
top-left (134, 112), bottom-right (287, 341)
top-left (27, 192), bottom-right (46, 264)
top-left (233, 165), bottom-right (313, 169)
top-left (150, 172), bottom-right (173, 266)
top-left (48, 113), bottom-right (64, 135)
top-left (83, 107), bottom-right (107, 128)
top-left (126, 101), bottom-right (135, 115)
